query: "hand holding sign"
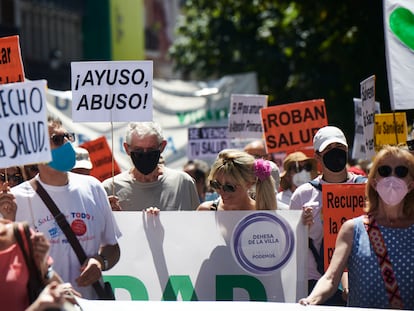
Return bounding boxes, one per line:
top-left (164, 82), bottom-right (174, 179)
top-left (0, 183), bottom-right (17, 219)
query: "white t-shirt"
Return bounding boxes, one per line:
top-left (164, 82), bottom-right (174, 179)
top-left (289, 173), bottom-right (366, 281)
top-left (12, 172), bottom-right (121, 299)
top-left (276, 189), bottom-right (293, 210)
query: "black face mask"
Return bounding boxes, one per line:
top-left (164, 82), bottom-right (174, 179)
top-left (131, 150), bottom-right (161, 175)
top-left (322, 148), bottom-right (347, 172)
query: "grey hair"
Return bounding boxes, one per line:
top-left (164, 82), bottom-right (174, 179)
top-left (125, 122), bottom-right (164, 145)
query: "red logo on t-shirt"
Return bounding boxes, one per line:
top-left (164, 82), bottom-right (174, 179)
top-left (71, 219), bottom-right (87, 236)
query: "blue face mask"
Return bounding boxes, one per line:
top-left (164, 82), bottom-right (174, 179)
top-left (48, 142), bottom-right (76, 172)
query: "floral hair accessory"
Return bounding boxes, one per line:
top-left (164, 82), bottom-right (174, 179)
top-left (254, 159), bottom-right (272, 181)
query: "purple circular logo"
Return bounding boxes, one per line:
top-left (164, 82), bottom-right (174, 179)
top-left (231, 212), bottom-right (294, 275)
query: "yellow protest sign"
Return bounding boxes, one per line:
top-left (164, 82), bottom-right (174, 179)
top-left (374, 112), bottom-right (407, 149)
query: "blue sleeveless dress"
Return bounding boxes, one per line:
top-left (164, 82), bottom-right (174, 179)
top-left (347, 216), bottom-right (414, 308)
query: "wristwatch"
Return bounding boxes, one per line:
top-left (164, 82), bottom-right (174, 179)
top-left (98, 254), bottom-right (109, 271)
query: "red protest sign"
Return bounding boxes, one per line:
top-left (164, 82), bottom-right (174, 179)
top-left (261, 99), bottom-right (327, 153)
top-left (322, 183), bottom-right (366, 272)
top-left (0, 35), bottom-right (24, 84)
top-left (80, 136), bottom-right (121, 182)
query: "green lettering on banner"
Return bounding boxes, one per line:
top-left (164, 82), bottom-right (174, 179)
top-left (103, 275), bottom-right (149, 300)
top-left (216, 275), bottom-right (267, 301)
top-left (176, 108), bottom-right (228, 125)
top-left (162, 275), bottom-right (198, 301)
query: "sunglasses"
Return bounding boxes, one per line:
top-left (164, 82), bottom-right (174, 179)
top-left (210, 180), bottom-right (237, 193)
top-left (377, 165), bottom-right (409, 178)
top-left (0, 173), bottom-right (23, 183)
top-left (50, 132), bottom-right (75, 146)
top-left (289, 162), bottom-right (313, 173)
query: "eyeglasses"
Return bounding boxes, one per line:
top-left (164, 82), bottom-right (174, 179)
top-left (289, 162), bottom-right (313, 173)
top-left (0, 173), bottom-right (23, 183)
top-left (210, 180), bottom-right (237, 193)
top-left (377, 165), bottom-right (409, 178)
top-left (50, 132), bottom-right (75, 146)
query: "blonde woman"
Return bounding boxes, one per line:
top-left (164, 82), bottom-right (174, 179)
top-left (197, 149), bottom-right (277, 211)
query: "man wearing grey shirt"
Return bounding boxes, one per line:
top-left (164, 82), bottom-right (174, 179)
top-left (102, 122), bottom-right (199, 211)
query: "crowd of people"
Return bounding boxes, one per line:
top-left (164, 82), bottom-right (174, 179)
top-left (1, 118), bottom-right (413, 309)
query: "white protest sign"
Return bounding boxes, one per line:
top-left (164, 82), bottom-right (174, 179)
top-left (187, 126), bottom-right (229, 159)
top-left (360, 75), bottom-right (376, 159)
top-left (0, 80), bottom-right (51, 167)
top-left (352, 98), bottom-right (381, 160)
top-left (383, 0), bottom-right (414, 110)
top-left (103, 210), bottom-right (306, 302)
top-left (228, 94), bottom-right (267, 139)
top-left (71, 60), bottom-right (153, 122)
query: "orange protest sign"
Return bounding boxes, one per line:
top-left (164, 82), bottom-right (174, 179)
top-left (0, 35), bottom-right (24, 84)
top-left (261, 99), bottom-right (327, 153)
top-left (322, 183), bottom-right (366, 271)
top-left (80, 136), bottom-right (121, 182)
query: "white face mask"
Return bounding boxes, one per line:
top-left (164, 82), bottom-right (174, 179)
top-left (292, 170), bottom-right (312, 187)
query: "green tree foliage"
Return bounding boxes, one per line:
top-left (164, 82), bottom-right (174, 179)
top-left (169, 0), bottom-right (389, 141)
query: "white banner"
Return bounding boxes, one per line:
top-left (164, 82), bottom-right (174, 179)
top-left (46, 72), bottom-right (258, 171)
top-left (76, 299), bottom-right (389, 311)
top-left (384, 0), bottom-right (414, 110)
top-left (103, 210), bottom-right (307, 302)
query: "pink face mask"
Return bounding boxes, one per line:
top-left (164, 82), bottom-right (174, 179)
top-left (376, 176), bottom-right (409, 206)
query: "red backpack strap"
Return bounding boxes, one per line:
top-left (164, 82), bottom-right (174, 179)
top-left (363, 214), bottom-right (404, 309)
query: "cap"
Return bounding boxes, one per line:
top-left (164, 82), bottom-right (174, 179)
top-left (280, 152), bottom-right (316, 178)
top-left (74, 147), bottom-right (93, 170)
top-left (313, 126), bottom-right (348, 152)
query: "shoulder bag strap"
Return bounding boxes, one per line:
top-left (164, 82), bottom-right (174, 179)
top-left (363, 214), bottom-right (404, 309)
top-left (309, 179), bottom-right (322, 191)
top-left (14, 223), bottom-right (32, 270)
top-left (13, 222), bottom-right (43, 281)
top-left (29, 179), bottom-right (107, 298)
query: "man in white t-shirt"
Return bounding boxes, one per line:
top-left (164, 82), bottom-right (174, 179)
top-left (0, 116), bottom-right (121, 300)
top-left (290, 125), bottom-right (366, 306)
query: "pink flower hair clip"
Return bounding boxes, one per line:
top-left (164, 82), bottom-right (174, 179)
top-left (254, 159), bottom-right (272, 181)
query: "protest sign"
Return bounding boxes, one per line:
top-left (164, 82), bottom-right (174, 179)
top-left (228, 94), bottom-right (267, 139)
top-left (80, 136), bottom-right (121, 182)
top-left (0, 35), bottom-right (24, 85)
top-left (261, 99), bottom-right (327, 153)
top-left (0, 80), bottom-right (51, 167)
top-left (351, 98), bottom-right (381, 160)
top-left (187, 126), bottom-right (229, 159)
top-left (383, 0), bottom-right (414, 110)
top-left (322, 184), bottom-right (366, 271)
top-left (103, 210), bottom-right (306, 302)
top-left (71, 60), bottom-right (153, 122)
top-left (360, 75), bottom-right (376, 159)
top-left (374, 112), bottom-right (407, 149)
